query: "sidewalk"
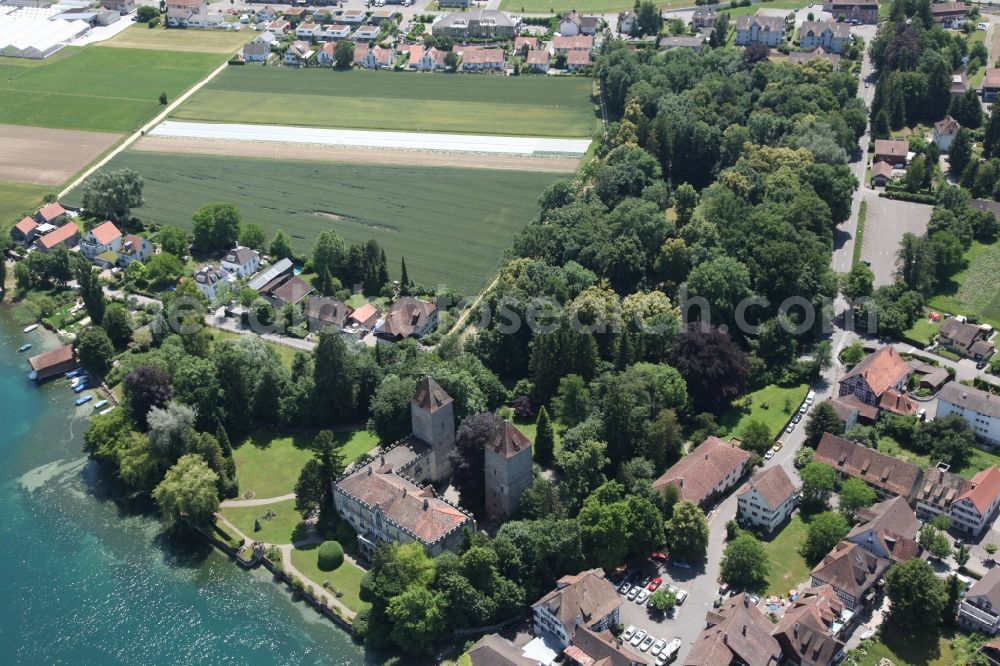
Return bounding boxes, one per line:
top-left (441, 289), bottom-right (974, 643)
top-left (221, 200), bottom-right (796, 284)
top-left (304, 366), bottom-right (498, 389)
top-left (221, 492), bottom-right (295, 508)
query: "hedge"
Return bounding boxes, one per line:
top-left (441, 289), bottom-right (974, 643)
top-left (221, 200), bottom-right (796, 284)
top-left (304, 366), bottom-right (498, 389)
top-left (318, 540), bottom-right (344, 571)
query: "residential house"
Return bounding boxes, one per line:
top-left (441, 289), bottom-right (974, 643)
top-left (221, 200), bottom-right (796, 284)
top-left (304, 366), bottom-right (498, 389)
top-left (247, 257), bottom-right (293, 292)
top-left (915, 463), bottom-right (971, 522)
top-left (352, 25), bottom-right (380, 42)
top-left (932, 2), bottom-right (968, 28)
top-left (432, 10), bottom-right (517, 39)
top-left (845, 496), bottom-right (921, 563)
top-left (317, 41), bottom-right (343, 66)
top-left (559, 11), bottom-right (599, 36)
top-left (658, 34), bottom-right (706, 50)
top-left (221, 246), bottom-right (260, 279)
top-left (407, 44), bottom-right (447, 70)
top-left (814, 433), bottom-right (922, 501)
top-left (525, 49), bottom-right (549, 72)
top-left (348, 302), bottom-right (378, 329)
top-left (736, 465), bottom-right (797, 532)
top-left (566, 50), bottom-right (591, 72)
top-left (735, 13), bottom-right (785, 48)
top-left (531, 569), bottom-right (621, 650)
top-left (27, 344), bottom-right (77, 382)
top-left (259, 274), bottom-right (313, 306)
top-left (871, 159), bottom-right (894, 187)
top-left (552, 35), bottom-right (594, 55)
top-left (692, 7), bottom-right (717, 30)
top-left (369, 9), bottom-right (400, 25)
top-left (355, 44), bottom-right (393, 69)
top-left (822, 0), bottom-right (879, 23)
top-left (514, 36), bottom-right (537, 54)
top-left (938, 317), bottom-right (994, 360)
top-left (837, 345), bottom-right (913, 409)
top-left (242, 34), bottom-right (273, 62)
top-left (980, 637), bottom-right (1000, 665)
top-left (937, 382), bottom-right (1000, 447)
top-left (254, 6), bottom-right (277, 22)
top-left (484, 420), bottom-right (533, 520)
top-left (771, 585), bottom-right (848, 666)
top-left (934, 115), bottom-right (961, 152)
top-left (118, 234), bottom-right (153, 266)
top-left (36, 223), bottom-right (79, 253)
top-left (799, 20), bottom-right (850, 54)
top-left (164, 0), bottom-right (205, 11)
top-left (377, 297), bottom-right (438, 340)
top-left (685, 593), bottom-right (781, 666)
top-left (467, 634), bottom-right (541, 666)
top-left (102, 0), bottom-right (135, 15)
top-left (80, 220), bottom-right (122, 261)
top-left (281, 7), bottom-right (307, 24)
top-left (267, 19), bottom-right (290, 36)
top-left (566, 626), bottom-right (651, 666)
top-left (873, 139), bottom-right (910, 167)
top-left (339, 10), bottom-right (367, 25)
top-left (295, 21), bottom-right (321, 40)
top-left (185, 12), bottom-right (224, 29)
top-left (809, 541), bottom-right (889, 611)
top-left (985, 69), bottom-right (1000, 103)
top-left (617, 11), bottom-right (635, 35)
top-left (35, 201), bottom-right (67, 226)
top-left (951, 466), bottom-right (1000, 536)
top-left (824, 395), bottom-right (870, 431)
top-left (11, 217), bottom-right (38, 246)
top-left (652, 436), bottom-right (751, 509)
top-left (193, 265), bottom-right (230, 301)
top-left (305, 296), bottom-right (352, 330)
top-left (959, 567), bottom-right (1000, 634)
top-left (320, 24), bottom-right (352, 41)
top-left (284, 40), bottom-right (315, 66)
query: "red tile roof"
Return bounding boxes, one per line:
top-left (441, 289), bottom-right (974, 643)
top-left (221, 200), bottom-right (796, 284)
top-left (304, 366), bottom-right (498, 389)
top-left (814, 433), bottom-right (921, 498)
top-left (689, 593), bottom-right (781, 666)
top-left (488, 420), bottom-right (531, 459)
top-left (652, 436), bottom-right (751, 506)
top-left (738, 465), bottom-right (795, 509)
top-left (840, 346), bottom-right (911, 398)
top-left (872, 139), bottom-right (909, 158)
top-left (15, 216), bottom-right (37, 234)
top-left (878, 389), bottom-right (917, 416)
top-left (28, 344), bottom-right (75, 371)
top-left (567, 50), bottom-right (591, 65)
top-left (533, 569), bottom-right (621, 638)
top-left (89, 220), bottom-right (121, 246)
top-left (36, 201), bottom-right (66, 223)
top-left (526, 49), bottom-right (549, 65)
top-left (986, 68), bottom-right (1000, 89)
top-left (348, 302), bottom-right (377, 326)
top-left (553, 35), bottom-right (594, 50)
top-left (958, 466), bottom-right (1000, 515)
top-left (38, 223), bottom-right (78, 250)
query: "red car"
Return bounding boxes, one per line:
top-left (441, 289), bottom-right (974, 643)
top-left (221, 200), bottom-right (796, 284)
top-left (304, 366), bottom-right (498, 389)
top-left (650, 552), bottom-right (668, 563)
top-left (648, 577), bottom-right (662, 591)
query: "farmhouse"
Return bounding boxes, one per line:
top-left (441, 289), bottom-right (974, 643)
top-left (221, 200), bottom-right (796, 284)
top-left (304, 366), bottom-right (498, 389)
top-left (837, 345), bottom-right (913, 409)
top-left (937, 381), bottom-right (1000, 447)
top-left (652, 436), bottom-right (751, 508)
top-left (333, 377), bottom-right (474, 558)
top-left (80, 220), bottom-right (122, 260)
top-left (27, 344), bottom-right (77, 382)
top-left (822, 0), bottom-right (878, 24)
top-left (932, 2), bottom-right (968, 28)
top-left (118, 234), bottom-right (153, 266)
top-left (192, 264), bottom-right (230, 301)
top-left (35, 202), bottom-right (67, 226)
top-left (938, 317), bottom-right (994, 360)
top-left (735, 13), bottom-right (785, 48)
top-left (814, 433), bottom-right (922, 501)
top-left (933, 115), bottom-right (961, 153)
top-left (531, 569), bottom-right (621, 650)
top-left (558, 11), bottom-right (599, 37)
top-left (37, 223), bottom-right (79, 253)
top-left (431, 9), bottom-right (517, 39)
top-left (736, 465), bottom-right (797, 532)
top-left (221, 246), bottom-right (261, 279)
top-left (798, 20), bottom-right (850, 54)
top-left (377, 297), bottom-right (439, 340)
top-left (809, 541), bottom-right (889, 611)
top-left (686, 593), bottom-right (781, 665)
top-left (12, 217), bottom-right (38, 246)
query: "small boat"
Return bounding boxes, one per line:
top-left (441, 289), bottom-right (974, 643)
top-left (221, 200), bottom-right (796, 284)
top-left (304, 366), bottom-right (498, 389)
top-left (75, 394), bottom-right (93, 406)
top-left (98, 407), bottom-right (115, 416)
top-left (73, 383), bottom-right (88, 394)
top-left (18, 343), bottom-right (32, 352)
top-left (23, 324), bottom-right (38, 333)
top-left (92, 400), bottom-right (108, 410)
top-left (70, 375), bottom-right (89, 388)
top-left (65, 368), bottom-right (82, 378)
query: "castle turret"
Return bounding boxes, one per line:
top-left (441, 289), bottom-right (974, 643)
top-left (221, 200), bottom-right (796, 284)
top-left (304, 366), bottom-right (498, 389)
top-left (411, 376), bottom-right (455, 482)
top-left (484, 420), bottom-right (533, 520)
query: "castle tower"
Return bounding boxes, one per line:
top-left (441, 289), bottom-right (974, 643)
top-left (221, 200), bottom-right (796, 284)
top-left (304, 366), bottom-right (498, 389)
top-left (411, 376), bottom-right (455, 482)
top-left (484, 420), bottom-right (533, 521)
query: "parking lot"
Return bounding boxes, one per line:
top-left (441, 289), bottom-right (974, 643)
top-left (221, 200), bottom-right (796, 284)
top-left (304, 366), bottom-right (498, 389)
top-left (611, 559), bottom-right (692, 663)
top-left (859, 193), bottom-right (933, 288)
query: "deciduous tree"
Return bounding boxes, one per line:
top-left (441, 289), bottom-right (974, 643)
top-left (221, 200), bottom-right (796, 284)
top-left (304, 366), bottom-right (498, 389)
top-left (720, 532), bottom-right (770, 592)
top-left (886, 558), bottom-right (946, 631)
top-left (81, 169), bottom-right (143, 225)
top-left (152, 454), bottom-right (219, 529)
top-left (801, 511), bottom-right (849, 563)
top-left (124, 365), bottom-right (174, 430)
top-left (666, 500), bottom-right (709, 563)
top-left (838, 477), bottom-right (876, 523)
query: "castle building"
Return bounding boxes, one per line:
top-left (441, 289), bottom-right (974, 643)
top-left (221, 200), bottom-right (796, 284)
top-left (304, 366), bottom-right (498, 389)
top-left (484, 420), bottom-right (533, 521)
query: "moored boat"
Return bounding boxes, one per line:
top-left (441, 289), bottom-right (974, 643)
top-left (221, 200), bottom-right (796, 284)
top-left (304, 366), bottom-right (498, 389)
top-left (23, 324), bottom-right (38, 333)
top-left (92, 400), bottom-right (108, 410)
top-left (18, 343), bottom-right (32, 352)
top-left (75, 394), bottom-right (93, 406)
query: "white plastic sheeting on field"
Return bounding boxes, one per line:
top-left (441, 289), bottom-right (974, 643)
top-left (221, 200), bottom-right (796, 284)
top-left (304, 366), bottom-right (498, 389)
top-left (0, 9), bottom-right (90, 59)
top-left (150, 121), bottom-right (592, 157)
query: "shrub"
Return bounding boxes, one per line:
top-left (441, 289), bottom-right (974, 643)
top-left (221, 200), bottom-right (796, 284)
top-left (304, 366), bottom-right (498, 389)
top-left (317, 540), bottom-right (344, 571)
top-left (359, 571), bottom-right (374, 601)
top-left (147, 17), bottom-right (159, 29)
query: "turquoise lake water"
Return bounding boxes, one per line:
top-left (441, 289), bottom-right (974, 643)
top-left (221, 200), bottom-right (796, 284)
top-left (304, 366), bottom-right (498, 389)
top-left (0, 308), bottom-right (367, 665)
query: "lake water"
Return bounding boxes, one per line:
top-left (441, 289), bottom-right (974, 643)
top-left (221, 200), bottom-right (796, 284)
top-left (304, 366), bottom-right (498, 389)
top-left (0, 308), bottom-right (367, 665)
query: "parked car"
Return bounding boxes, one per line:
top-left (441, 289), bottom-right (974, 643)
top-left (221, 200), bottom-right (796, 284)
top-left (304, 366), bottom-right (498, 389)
top-left (622, 625), bottom-right (637, 642)
top-left (649, 577), bottom-right (663, 591)
top-left (798, 403), bottom-right (808, 414)
top-left (650, 639), bottom-right (666, 656)
top-left (719, 582), bottom-right (730, 596)
top-left (785, 423), bottom-right (795, 433)
top-left (640, 635), bottom-right (655, 652)
top-left (773, 440), bottom-right (784, 451)
top-left (672, 561), bottom-right (691, 570)
top-left (650, 551), bottom-right (668, 563)
top-left (792, 413), bottom-right (803, 424)
top-left (978, 359), bottom-right (989, 370)
top-left (637, 590), bottom-right (650, 605)
top-left (764, 449), bottom-right (775, 460)
top-left (619, 584), bottom-right (631, 596)
top-left (630, 629), bottom-right (647, 647)
top-left (979, 22), bottom-right (988, 30)
top-left (627, 586), bottom-right (641, 601)
top-left (675, 589), bottom-right (688, 605)
top-left (659, 638), bottom-right (682, 664)
top-left (859, 627), bottom-right (876, 641)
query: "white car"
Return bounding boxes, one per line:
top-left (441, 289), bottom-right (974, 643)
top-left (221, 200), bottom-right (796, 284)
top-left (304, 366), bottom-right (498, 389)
top-left (636, 590), bottom-right (650, 605)
top-left (659, 638), bottom-right (682, 663)
top-left (627, 586), bottom-right (640, 601)
top-left (640, 635), bottom-right (655, 652)
top-left (650, 639), bottom-right (666, 656)
top-left (859, 627), bottom-right (876, 641)
top-left (764, 449), bottom-right (775, 460)
top-left (786, 423), bottom-right (794, 433)
top-left (630, 629), bottom-right (647, 647)
top-left (619, 583), bottom-right (631, 596)
top-left (979, 22), bottom-right (988, 30)
top-left (675, 589), bottom-right (688, 605)
top-left (622, 625), bottom-right (637, 642)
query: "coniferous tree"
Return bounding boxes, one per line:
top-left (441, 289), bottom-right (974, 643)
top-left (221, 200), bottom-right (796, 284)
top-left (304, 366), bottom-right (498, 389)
top-left (311, 329), bottom-right (355, 424)
top-left (984, 104), bottom-right (1000, 158)
top-left (534, 406), bottom-right (555, 467)
top-left (400, 256), bottom-right (410, 297)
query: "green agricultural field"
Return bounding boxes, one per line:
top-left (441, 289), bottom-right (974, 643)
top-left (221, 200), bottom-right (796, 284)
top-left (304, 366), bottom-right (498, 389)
top-left (172, 67), bottom-right (597, 137)
top-left (65, 151), bottom-right (561, 296)
top-left (0, 46), bottom-right (223, 133)
top-left (0, 181), bottom-right (48, 228)
top-left (927, 241), bottom-right (1000, 330)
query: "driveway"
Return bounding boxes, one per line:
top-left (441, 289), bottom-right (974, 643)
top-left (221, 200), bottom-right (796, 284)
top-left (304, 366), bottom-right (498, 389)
top-left (858, 195), bottom-right (933, 288)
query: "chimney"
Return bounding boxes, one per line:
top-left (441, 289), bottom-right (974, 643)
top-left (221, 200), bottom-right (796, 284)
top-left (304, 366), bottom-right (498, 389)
top-left (402, 488), bottom-right (407, 497)
top-left (794, 622), bottom-right (799, 638)
top-left (679, 479), bottom-right (684, 488)
top-left (723, 634), bottom-right (728, 645)
top-left (380, 455), bottom-right (385, 466)
top-left (423, 498), bottom-right (429, 510)
top-left (742, 624), bottom-right (747, 637)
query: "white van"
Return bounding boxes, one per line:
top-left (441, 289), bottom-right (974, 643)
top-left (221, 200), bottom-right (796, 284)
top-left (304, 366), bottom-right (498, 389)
top-left (805, 390), bottom-right (816, 406)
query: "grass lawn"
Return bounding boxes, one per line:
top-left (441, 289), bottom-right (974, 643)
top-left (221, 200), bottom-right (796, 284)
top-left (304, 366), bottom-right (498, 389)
top-left (0, 181), bottom-right (48, 229)
top-left (234, 429), bottom-right (377, 499)
top-left (718, 0), bottom-right (813, 20)
top-left (926, 241), bottom-right (1000, 330)
top-left (172, 67), bottom-right (597, 138)
top-left (877, 436), bottom-right (931, 469)
top-left (762, 515), bottom-right (812, 598)
top-left (290, 544), bottom-right (371, 614)
top-left (208, 328), bottom-right (299, 369)
top-left (956, 447), bottom-right (1000, 480)
top-left (513, 414), bottom-right (562, 455)
top-left (0, 46), bottom-right (224, 133)
top-left (102, 24), bottom-right (253, 54)
top-left (720, 383), bottom-right (809, 440)
top-left (877, 434), bottom-right (1000, 481)
top-left (65, 151), bottom-right (561, 296)
top-left (902, 316), bottom-right (940, 347)
top-left (221, 498), bottom-right (307, 544)
top-left (853, 625), bottom-right (955, 666)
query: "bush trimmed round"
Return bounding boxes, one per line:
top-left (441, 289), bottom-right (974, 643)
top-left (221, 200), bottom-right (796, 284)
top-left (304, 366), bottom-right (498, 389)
top-left (317, 540), bottom-right (344, 571)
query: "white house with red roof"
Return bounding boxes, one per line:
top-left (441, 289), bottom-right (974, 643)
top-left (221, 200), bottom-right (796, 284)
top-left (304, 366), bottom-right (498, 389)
top-left (34, 202), bottom-right (67, 226)
top-left (80, 220), bottom-right (123, 260)
top-left (652, 436), bottom-right (751, 508)
top-left (11, 217), bottom-right (38, 246)
top-left (407, 44), bottom-right (447, 71)
top-left (951, 466), bottom-right (1000, 536)
top-left (118, 234), bottom-right (154, 266)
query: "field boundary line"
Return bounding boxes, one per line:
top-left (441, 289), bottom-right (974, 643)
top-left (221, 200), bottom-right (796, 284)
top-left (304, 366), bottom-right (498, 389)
top-left (57, 59), bottom-right (232, 200)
